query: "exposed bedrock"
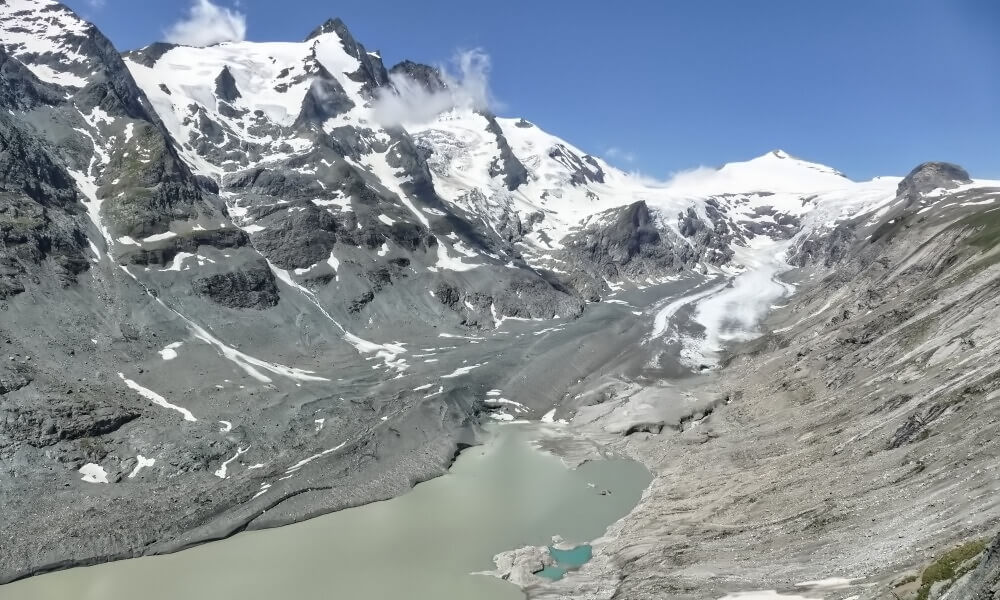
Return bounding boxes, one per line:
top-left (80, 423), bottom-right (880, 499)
top-left (191, 259), bottom-right (280, 309)
top-left (561, 201), bottom-right (733, 286)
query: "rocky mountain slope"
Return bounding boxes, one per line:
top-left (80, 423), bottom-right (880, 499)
top-left (514, 163), bottom-right (1000, 599)
top-left (1, 0), bottom-right (998, 595)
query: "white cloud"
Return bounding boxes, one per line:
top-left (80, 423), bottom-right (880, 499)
top-left (619, 165), bottom-right (719, 190)
top-left (372, 49), bottom-right (496, 127)
top-left (605, 147), bottom-right (636, 163)
top-left (658, 166), bottom-right (721, 189)
top-left (86, 0), bottom-right (106, 9)
top-left (164, 0), bottom-right (247, 47)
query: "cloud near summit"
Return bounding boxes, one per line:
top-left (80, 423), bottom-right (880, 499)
top-left (372, 49), bottom-right (497, 127)
top-left (165, 0), bottom-right (247, 47)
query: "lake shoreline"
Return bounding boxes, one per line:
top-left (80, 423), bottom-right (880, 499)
top-left (2, 280), bottom-right (701, 589)
top-left (3, 423), bottom-right (652, 600)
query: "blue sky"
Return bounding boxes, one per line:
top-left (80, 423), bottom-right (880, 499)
top-left (65, 0), bottom-right (999, 180)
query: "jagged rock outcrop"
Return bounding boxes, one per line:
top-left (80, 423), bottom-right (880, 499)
top-left (788, 222), bottom-right (856, 267)
top-left (562, 201), bottom-right (733, 284)
top-left (1, 397), bottom-right (140, 448)
top-left (433, 272), bottom-right (585, 329)
top-left (483, 113), bottom-right (529, 191)
top-left (389, 59), bottom-right (446, 92)
top-left (0, 111), bottom-right (89, 297)
top-left (897, 161), bottom-right (971, 204)
top-left (214, 66), bottom-right (241, 102)
top-left (306, 18), bottom-right (388, 94)
top-left (192, 260), bottom-right (280, 309)
top-left (121, 42), bottom-right (177, 68)
top-left (548, 145), bottom-right (605, 185)
top-left (248, 202), bottom-right (343, 269)
top-left (294, 74), bottom-right (355, 128)
top-left (0, 46), bottom-right (63, 108)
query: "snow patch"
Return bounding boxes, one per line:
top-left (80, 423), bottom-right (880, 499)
top-left (214, 446), bottom-right (249, 479)
top-left (428, 240), bottom-right (485, 272)
top-left (79, 463), bottom-right (109, 484)
top-left (795, 578), bottom-right (856, 590)
top-left (127, 455), bottom-right (156, 479)
top-left (158, 341), bottom-right (183, 360)
top-left (118, 373), bottom-right (197, 422)
top-left (160, 252), bottom-right (195, 272)
top-left (441, 363), bottom-right (484, 378)
top-left (143, 231), bottom-right (178, 243)
top-left (285, 441), bottom-right (348, 474)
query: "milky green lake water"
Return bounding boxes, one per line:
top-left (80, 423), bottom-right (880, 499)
top-left (4, 425), bottom-right (651, 600)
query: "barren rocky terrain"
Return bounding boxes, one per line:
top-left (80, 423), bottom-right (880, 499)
top-left (497, 164), bottom-right (1000, 600)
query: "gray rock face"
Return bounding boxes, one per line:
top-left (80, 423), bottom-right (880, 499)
top-left (384, 131), bottom-right (438, 198)
top-left (248, 202), bottom-right (342, 270)
top-left (2, 397), bottom-right (139, 448)
top-left (483, 113), bottom-right (529, 191)
top-left (737, 203), bottom-right (801, 240)
top-left (0, 47), bottom-right (62, 108)
top-left (548, 144), bottom-right (605, 185)
top-left (561, 201), bottom-right (732, 285)
top-left (788, 222), bottom-right (856, 267)
top-left (587, 201), bottom-right (664, 264)
top-left (294, 74), bottom-right (355, 129)
top-left (120, 42), bottom-right (177, 69)
top-left (432, 267), bottom-right (585, 329)
top-left (389, 60), bottom-right (446, 92)
top-left (0, 110), bottom-right (89, 297)
top-left (214, 66), bottom-right (241, 103)
top-left (1, 4), bottom-right (229, 245)
top-left (118, 228), bottom-right (249, 267)
top-left (192, 260), bottom-right (280, 309)
top-left (98, 123), bottom-right (208, 239)
top-left (676, 206), bottom-right (735, 265)
top-left (306, 18), bottom-right (388, 95)
top-left (228, 164), bottom-right (339, 203)
top-left (897, 162), bottom-right (971, 203)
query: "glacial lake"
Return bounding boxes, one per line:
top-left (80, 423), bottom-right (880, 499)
top-left (4, 424), bottom-right (651, 600)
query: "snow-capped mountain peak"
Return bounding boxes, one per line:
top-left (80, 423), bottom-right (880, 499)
top-left (1, 1), bottom-right (904, 324)
top-left (666, 149), bottom-right (852, 197)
